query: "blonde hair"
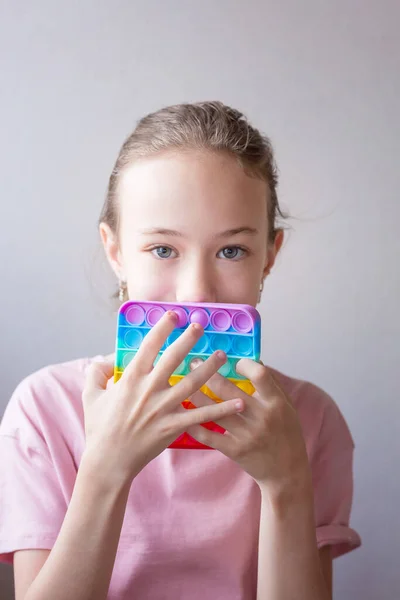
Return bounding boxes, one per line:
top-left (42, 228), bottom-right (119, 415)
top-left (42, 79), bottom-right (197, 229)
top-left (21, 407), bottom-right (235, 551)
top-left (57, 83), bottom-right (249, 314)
top-left (99, 100), bottom-right (285, 241)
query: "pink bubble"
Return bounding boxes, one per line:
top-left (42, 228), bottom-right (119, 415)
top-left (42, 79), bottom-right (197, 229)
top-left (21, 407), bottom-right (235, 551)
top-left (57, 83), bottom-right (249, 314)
top-left (146, 305), bottom-right (166, 326)
top-left (210, 309), bottom-right (231, 331)
top-left (125, 304), bottom-right (145, 325)
top-left (172, 306), bottom-right (189, 328)
top-left (189, 308), bottom-right (210, 328)
top-left (232, 311), bottom-right (253, 333)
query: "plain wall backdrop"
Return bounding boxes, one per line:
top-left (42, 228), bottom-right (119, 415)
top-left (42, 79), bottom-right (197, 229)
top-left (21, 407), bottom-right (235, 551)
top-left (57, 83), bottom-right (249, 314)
top-left (1, 1), bottom-right (399, 599)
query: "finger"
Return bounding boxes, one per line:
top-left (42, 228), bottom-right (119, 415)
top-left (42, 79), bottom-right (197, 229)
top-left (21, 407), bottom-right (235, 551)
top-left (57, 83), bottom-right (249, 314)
top-left (166, 350), bottom-right (228, 405)
top-left (189, 358), bottom-right (250, 404)
top-left (236, 359), bottom-right (287, 402)
top-left (153, 322), bottom-right (206, 380)
top-left (85, 356), bottom-right (115, 392)
top-left (199, 369), bottom-right (253, 404)
top-left (188, 388), bottom-right (216, 407)
top-left (175, 397), bottom-right (245, 435)
top-left (124, 310), bottom-right (178, 376)
top-left (194, 369), bottom-right (264, 425)
top-left (188, 389), bottom-right (247, 434)
top-left (185, 423), bottom-right (235, 453)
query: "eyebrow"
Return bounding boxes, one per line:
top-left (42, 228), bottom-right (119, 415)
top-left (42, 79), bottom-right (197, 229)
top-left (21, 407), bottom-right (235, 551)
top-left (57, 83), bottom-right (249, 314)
top-left (139, 226), bottom-right (259, 239)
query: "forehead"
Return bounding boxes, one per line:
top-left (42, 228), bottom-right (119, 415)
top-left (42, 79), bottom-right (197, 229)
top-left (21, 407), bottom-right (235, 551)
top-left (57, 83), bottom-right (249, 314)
top-left (118, 150), bottom-right (269, 233)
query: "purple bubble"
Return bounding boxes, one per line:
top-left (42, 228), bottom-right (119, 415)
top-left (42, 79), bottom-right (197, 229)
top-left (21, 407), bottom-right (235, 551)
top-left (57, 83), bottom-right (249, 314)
top-left (232, 311), bottom-right (253, 333)
top-left (210, 309), bottom-right (231, 332)
top-left (146, 305), bottom-right (166, 326)
top-left (125, 304), bottom-right (145, 325)
top-left (172, 306), bottom-right (188, 328)
top-left (189, 308), bottom-right (210, 328)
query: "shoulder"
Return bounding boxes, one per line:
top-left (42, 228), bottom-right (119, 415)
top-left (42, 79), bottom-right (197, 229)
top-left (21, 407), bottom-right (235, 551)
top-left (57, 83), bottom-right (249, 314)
top-left (1, 356), bottom-right (103, 446)
top-left (270, 368), bottom-right (355, 461)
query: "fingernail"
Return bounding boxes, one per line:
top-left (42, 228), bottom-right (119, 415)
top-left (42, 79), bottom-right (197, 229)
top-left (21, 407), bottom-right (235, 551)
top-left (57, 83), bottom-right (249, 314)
top-left (216, 350), bottom-right (226, 361)
top-left (235, 400), bottom-right (244, 412)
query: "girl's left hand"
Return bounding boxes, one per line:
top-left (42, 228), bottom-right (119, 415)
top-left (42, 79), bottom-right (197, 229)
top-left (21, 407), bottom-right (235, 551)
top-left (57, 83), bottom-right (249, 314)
top-left (186, 359), bottom-right (312, 493)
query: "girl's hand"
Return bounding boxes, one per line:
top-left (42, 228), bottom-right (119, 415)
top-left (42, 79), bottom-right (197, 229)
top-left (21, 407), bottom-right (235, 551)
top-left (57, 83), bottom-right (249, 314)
top-left (81, 311), bottom-right (244, 488)
top-left (186, 359), bottom-right (312, 494)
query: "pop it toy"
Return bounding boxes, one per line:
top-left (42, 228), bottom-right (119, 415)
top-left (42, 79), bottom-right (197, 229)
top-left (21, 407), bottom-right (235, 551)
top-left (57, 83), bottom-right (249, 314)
top-left (114, 301), bottom-right (261, 449)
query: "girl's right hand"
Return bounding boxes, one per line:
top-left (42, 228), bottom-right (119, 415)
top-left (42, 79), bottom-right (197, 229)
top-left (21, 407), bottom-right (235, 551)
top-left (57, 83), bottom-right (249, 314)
top-left (82, 310), bottom-right (244, 488)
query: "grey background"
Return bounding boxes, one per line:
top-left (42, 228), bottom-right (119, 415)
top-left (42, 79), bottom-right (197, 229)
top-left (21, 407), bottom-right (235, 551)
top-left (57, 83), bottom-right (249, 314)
top-left (1, 1), bottom-right (399, 599)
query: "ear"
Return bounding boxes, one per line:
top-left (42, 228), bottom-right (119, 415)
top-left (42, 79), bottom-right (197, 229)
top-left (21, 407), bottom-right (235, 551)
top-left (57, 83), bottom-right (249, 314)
top-left (99, 222), bottom-right (125, 280)
top-left (263, 229), bottom-right (284, 279)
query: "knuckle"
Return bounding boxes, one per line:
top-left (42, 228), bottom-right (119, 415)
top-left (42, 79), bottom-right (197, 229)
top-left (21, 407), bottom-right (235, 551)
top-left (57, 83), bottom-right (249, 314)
top-left (119, 372), bottom-right (140, 396)
top-left (158, 418), bottom-right (175, 438)
top-left (124, 359), bottom-right (141, 381)
top-left (175, 378), bottom-right (192, 399)
top-left (229, 442), bottom-right (245, 460)
top-left (254, 424), bottom-right (267, 444)
top-left (179, 373), bottom-right (203, 398)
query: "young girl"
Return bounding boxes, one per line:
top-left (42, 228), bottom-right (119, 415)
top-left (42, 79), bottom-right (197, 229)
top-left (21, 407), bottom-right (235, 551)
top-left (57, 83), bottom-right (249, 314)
top-left (0, 101), bottom-right (361, 600)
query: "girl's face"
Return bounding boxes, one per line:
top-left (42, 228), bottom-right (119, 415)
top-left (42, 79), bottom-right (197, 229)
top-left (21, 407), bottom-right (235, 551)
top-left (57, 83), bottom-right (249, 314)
top-left (101, 150), bottom-right (283, 307)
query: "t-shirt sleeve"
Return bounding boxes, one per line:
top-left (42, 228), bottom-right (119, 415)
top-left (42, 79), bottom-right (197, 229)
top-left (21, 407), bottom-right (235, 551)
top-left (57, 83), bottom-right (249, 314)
top-left (0, 378), bottom-right (69, 564)
top-left (310, 394), bottom-right (361, 559)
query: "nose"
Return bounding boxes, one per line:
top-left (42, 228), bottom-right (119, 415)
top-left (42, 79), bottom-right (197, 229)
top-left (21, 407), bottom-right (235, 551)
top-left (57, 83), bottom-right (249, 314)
top-left (175, 260), bottom-right (217, 304)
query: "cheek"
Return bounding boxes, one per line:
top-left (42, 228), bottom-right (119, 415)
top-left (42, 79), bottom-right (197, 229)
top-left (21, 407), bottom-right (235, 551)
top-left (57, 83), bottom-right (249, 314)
top-left (126, 275), bottom-right (172, 301)
top-left (214, 260), bottom-right (262, 303)
top-left (124, 255), bottom-right (176, 301)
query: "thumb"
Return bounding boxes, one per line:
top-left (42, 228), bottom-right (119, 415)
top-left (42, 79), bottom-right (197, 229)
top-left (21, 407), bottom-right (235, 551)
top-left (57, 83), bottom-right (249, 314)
top-left (85, 355), bottom-right (115, 392)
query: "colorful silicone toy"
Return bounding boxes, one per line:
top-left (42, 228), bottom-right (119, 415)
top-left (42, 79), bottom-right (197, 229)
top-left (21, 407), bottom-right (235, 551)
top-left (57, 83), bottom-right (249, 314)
top-left (114, 301), bottom-right (261, 449)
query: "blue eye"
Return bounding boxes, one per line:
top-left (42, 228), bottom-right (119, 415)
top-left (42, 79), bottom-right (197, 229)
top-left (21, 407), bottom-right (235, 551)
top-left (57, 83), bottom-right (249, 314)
top-left (218, 246), bottom-right (246, 260)
top-left (151, 246), bottom-right (176, 259)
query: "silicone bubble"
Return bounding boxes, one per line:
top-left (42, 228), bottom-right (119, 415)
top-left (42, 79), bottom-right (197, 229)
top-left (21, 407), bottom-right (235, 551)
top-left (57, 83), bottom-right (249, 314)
top-left (189, 308), bottom-right (210, 328)
top-left (191, 334), bottom-right (209, 354)
top-left (209, 333), bottom-right (231, 353)
top-left (125, 304), bottom-right (145, 326)
top-left (146, 305), bottom-right (166, 326)
top-left (232, 335), bottom-right (253, 357)
top-left (124, 329), bottom-right (144, 349)
top-left (218, 360), bottom-right (232, 377)
top-left (232, 310), bottom-right (253, 333)
top-left (172, 306), bottom-right (189, 328)
top-left (210, 309), bottom-right (231, 332)
top-left (122, 351), bottom-right (135, 368)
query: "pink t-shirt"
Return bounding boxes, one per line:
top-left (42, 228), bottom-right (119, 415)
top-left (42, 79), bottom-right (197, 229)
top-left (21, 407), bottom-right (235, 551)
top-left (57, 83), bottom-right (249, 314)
top-left (0, 357), bottom-right (361, 599)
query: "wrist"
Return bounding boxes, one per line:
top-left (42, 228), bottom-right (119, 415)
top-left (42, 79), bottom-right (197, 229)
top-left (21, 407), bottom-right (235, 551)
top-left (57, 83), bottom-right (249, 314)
top-left (259, 467), bottom-right (314, 519)
top-left (79, 449), bottom-right (135, 497)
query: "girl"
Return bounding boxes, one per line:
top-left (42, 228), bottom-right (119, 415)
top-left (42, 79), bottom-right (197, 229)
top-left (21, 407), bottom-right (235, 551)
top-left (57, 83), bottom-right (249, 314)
top-left (0, 101), bottom-right (361, 600)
